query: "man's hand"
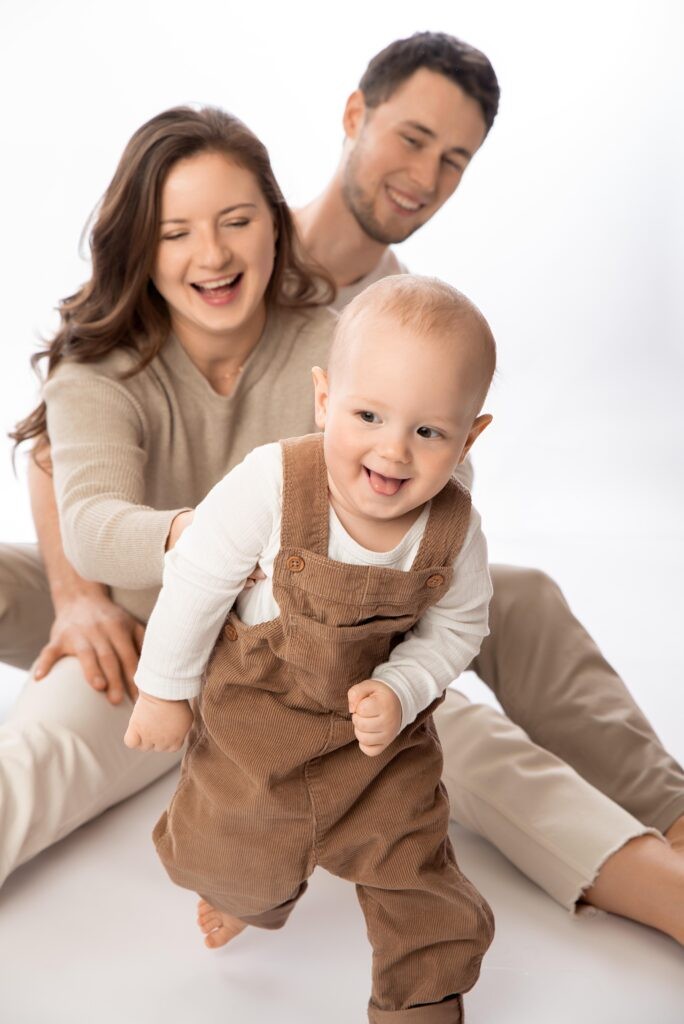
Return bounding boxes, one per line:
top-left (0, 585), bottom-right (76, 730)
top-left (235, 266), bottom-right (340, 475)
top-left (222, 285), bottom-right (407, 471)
top-left (347, 679), bottom-right (402, 757)
top-left (124, 691), bottom-right (193, 753)
top-left (34, 588), bottom-right (145, 704)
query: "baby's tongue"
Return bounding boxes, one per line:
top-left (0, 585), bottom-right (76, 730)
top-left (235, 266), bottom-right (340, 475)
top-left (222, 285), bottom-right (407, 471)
top-left (368, 469), bottom-right (402, 496)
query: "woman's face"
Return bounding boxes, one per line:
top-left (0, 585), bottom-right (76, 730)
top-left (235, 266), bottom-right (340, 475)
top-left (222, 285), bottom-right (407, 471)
top-left (152, 151), bottom-right (277, 347)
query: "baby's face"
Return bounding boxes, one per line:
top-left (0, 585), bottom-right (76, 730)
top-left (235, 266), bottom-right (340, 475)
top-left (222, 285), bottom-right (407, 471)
top-left (313, 312), bottom-right (490, 531)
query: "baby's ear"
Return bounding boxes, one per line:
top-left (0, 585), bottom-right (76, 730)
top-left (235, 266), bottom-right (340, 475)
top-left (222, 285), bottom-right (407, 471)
top-left (458, 414), bottom-right (492, 463)
top-left (311, 367), bottom-right (329, 430)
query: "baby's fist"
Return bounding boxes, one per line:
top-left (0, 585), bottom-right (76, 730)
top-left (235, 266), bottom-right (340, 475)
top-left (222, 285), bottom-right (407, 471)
top-left (347, 679), bottom-right (402, 757)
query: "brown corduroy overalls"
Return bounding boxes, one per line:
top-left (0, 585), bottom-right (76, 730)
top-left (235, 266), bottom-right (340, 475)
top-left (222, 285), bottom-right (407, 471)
top-left (154, 434), bottom-right (494, 1023)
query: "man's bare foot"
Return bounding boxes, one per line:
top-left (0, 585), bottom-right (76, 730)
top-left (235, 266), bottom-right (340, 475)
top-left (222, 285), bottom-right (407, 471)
top-left (665, 815), bottom-right (684, 854)
top-left (196, 898), bottom-right (247, 949)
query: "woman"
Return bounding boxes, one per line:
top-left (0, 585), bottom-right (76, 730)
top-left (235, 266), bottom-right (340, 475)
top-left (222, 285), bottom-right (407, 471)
top-left (4, 105), bottom-right (336, 888)
top-left (3, 105), bottom-right (684, 950)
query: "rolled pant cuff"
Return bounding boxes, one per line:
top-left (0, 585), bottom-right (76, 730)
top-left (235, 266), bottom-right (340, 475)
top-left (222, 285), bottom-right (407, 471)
top-left (368, 994), bottom-right (463, 1023)
top-left (234, 881), bottom-right (309, 931)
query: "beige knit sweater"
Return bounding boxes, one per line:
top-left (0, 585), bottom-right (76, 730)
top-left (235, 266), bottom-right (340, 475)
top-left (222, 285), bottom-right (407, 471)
top-left (43, 304), bottom-right (336, 623)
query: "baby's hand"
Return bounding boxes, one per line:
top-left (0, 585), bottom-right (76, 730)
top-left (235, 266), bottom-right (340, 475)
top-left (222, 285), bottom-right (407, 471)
top-left (347, 679), bottom-right (402, 757)
top-left (124, 692), bottom-right (193, 753)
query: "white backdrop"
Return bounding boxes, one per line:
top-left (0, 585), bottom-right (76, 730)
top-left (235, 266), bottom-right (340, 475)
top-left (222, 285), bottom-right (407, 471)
top-left (1, 1), bottom-right (682, 724)
top-left (1, 8), bottom-right (684, 1019)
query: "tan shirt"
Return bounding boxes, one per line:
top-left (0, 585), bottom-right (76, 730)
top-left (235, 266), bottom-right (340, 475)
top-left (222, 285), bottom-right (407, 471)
top-left (330, 248), bottom-right (407, 312)
top-left (44, 305), bottom-right (336, 622)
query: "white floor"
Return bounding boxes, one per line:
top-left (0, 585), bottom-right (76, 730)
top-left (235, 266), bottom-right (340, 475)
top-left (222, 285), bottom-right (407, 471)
top-left (1, 341), bottom-right (683, 1023)
top-left (1, 760), bottom-right (683, 1024)
top-left (1, 535), bottom-right (683, 1023)
top-left (1, 6), bottom-right (682, 1015)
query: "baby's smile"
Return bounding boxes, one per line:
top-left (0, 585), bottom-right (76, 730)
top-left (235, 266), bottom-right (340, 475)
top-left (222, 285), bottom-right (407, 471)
top-left (363, 465), bottom-right (409, 497)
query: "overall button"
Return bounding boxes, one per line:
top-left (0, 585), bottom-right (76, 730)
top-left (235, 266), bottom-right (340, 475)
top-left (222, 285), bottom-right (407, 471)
top-left (426, 573), bottom-right (445, 589)
top-left (286, 555), bottom-right (305, 573)
top-left (224, 623), bottom-right (238, 641)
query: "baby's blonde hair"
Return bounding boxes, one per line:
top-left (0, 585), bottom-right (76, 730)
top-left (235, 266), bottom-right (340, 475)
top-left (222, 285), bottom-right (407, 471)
top-left (330, 274), bottom-right (496, 407)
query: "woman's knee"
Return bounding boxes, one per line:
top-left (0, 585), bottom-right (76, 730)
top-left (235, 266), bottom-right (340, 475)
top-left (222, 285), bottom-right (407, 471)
top-left (0, 543), bottom-right (52, 669)
top-left (9, 656), bottom-right (131, 736)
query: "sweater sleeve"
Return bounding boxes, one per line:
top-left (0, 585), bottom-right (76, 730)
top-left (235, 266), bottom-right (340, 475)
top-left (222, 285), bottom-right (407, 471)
top-left (44, 368), bottom-right (188, 589)
top-left (371, 506), bottom-right (492, 728)
top-left (134, 444), bottom-right (282, 700)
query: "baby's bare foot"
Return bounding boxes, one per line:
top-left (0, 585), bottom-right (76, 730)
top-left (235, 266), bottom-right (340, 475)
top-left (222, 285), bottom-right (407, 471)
top-left (197, 898), bottom-right (247, 949)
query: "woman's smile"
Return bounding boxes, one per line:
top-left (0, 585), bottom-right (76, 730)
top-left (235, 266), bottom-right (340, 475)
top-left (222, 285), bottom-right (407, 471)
top-left (191, 272), bottom-right (244, 306)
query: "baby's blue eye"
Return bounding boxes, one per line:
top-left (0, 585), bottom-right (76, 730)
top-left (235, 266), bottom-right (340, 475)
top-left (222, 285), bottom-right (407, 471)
top-left (358, 411), bottom-right (379, 424)
top-left (417, 426), bottom-right (441, 439)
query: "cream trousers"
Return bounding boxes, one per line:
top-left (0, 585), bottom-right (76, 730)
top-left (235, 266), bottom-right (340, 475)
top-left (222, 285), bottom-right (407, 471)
top-left (2, 544), bottom-right (683, 908)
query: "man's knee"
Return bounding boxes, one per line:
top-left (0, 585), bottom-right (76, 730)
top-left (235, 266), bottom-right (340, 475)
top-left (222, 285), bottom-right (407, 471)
top-left (438, 701), bottom-right (508, 782)
top-left (489, 564), bottom-right (565, 625)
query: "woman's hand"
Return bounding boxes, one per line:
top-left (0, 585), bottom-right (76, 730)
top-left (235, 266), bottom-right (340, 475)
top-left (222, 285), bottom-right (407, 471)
top-left (166, 509), bottom-right (195, 550)
top-left (241, 565), bottom-right (266, 590)
top-left (124, 692), bottom-right (193, 752)
top-left (347, 679), bottom-right (403, 756)
top-left (33, 586), bottom-right (145, 704)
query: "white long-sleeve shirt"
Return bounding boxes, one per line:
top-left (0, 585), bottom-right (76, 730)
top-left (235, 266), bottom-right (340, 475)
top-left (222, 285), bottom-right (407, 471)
top-left (135, 443), bottom-right (491, 727)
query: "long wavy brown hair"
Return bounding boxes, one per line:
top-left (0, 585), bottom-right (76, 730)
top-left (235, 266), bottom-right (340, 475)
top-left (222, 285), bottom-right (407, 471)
top-left (12, 105), bottom-right (334, 452)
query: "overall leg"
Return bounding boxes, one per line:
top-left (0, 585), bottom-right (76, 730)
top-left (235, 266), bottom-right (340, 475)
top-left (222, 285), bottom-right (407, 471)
top-left (434, 689), bottom-right (660, 909)
top-left (357, 866), bottom-right (484, 1023)
top-left (153, 691), bottom-right (319, 928)
top-left (0, 543), bottom-right (53, 669)
top-left (470, 564), bottom-right (684, 832)
top-left (316, 724), bottom-right (493, 1021)
top-left (0, 655), bottom-right (180, 886)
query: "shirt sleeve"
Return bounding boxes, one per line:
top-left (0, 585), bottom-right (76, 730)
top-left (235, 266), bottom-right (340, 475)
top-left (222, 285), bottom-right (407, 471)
top-left (44, 368), bottom-right (188, 589)
top-left (134, 444), bottom-right (282, 700)
top-left (371, 506), bottom-right (492, 728)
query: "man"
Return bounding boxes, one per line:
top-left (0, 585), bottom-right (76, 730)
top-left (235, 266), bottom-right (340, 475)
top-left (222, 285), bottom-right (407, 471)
top-left (3, 33), bottom-right (684, 944)
top-left (294, 32), bottom-right (684, 935)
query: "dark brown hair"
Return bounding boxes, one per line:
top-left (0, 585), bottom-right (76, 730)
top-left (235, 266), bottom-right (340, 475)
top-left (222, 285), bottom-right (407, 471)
top-left (359, 32), bottom-right (500, 133)
top-left (12, 105), bottom-right (334, 451)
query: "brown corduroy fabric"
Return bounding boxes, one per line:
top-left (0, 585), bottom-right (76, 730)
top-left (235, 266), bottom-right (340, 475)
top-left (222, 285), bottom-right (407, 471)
top-left (154, 434), bottom-right (494, 1021)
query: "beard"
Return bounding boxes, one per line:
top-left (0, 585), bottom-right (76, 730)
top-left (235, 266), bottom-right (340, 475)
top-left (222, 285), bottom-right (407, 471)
top-left (342, 147), bottom-right (423, 246)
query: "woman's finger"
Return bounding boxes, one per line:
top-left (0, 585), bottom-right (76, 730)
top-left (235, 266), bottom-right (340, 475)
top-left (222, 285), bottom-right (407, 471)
top-left (90, 642), bottom-right (127, 705)
top-left (33, 642), bottom-right (62, 681)
top-left (108, 622), bottom-right (142, 691)
top-left (133, 622), bottom-right (146, 653)
top-left (72, 640), bottom-right (107, 691)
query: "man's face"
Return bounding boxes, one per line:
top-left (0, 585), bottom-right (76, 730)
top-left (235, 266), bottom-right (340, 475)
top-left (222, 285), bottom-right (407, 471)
top-left (341, 68), bottom-right (488, 245)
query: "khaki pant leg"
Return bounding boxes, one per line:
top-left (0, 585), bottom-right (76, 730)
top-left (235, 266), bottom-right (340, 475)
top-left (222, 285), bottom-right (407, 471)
top-left (434, 689), bottom-right (661, 911)
top-left (0, 655), bottom-right (180, 886)
top-left (471, 564), bottom-right (684, 833)
top-left (0, 542), bottom-right (53, 669)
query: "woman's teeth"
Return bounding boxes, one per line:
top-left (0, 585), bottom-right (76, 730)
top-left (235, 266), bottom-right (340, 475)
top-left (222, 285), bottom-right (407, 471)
top-left (194, 273), bottom-right (241, 292)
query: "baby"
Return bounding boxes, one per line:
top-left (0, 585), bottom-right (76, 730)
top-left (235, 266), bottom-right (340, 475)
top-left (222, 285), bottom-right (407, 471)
top-left (125, 275), bottom-right (496, 1024)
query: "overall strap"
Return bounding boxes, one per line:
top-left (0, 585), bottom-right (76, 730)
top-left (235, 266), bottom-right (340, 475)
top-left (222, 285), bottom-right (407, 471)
top-left (411, 477), bottom-right (472, 570)
top-left (279, 434), bottom-right (329, 555)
